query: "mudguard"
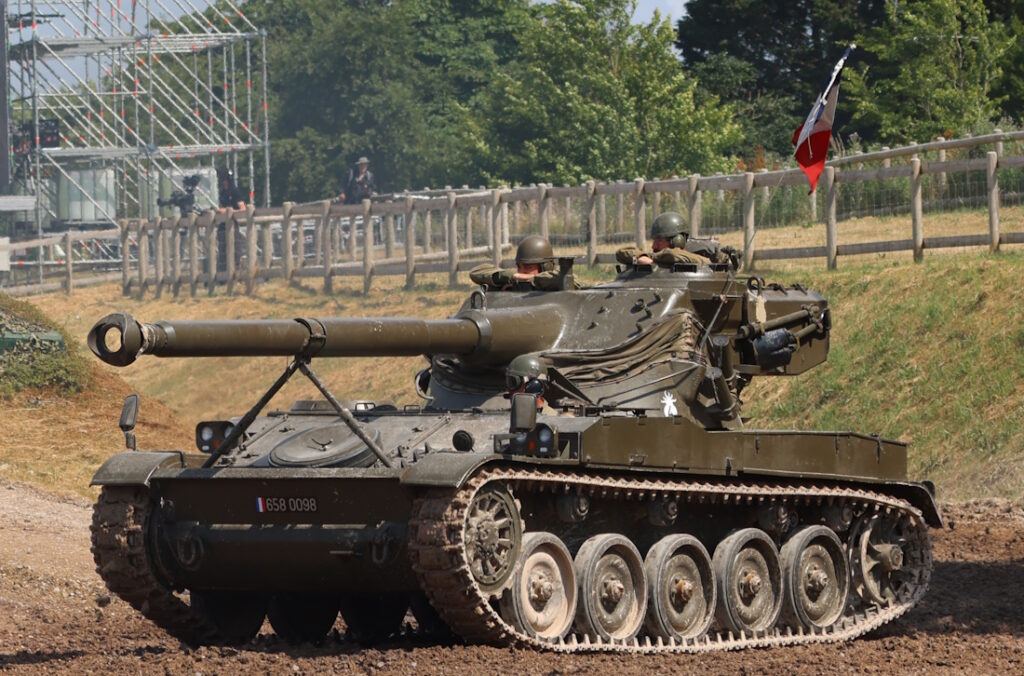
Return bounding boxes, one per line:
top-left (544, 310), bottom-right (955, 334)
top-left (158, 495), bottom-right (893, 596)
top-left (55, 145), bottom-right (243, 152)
top-left (399, 452), bottom-right (498, 488)
top-left (90, 451), bottom-right (185, 487)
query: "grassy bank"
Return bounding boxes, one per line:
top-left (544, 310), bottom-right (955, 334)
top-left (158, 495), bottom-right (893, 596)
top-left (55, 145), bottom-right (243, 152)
top-left (11, 218), bottom-right (1024, 500)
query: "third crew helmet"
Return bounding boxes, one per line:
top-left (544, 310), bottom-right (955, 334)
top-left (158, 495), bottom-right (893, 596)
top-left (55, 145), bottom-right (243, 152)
top-left (515, 235), bottom-right (554, 270)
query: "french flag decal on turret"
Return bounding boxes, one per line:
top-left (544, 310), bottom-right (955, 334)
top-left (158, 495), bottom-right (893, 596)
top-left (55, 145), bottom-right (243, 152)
top-left (793, 45), bottom-right (856, 193)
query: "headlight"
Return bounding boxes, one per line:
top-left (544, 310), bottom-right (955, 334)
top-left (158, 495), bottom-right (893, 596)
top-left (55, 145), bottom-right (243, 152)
top-left (195, 420), bottom-right (234, 453)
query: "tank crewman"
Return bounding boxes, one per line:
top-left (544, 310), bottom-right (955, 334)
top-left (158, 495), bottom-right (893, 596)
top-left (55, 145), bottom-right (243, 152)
top-left (217, 167), bottom-right (247, 211)
top-left (505, 353), bottom-right (549, 408)
top-left (615, 212), bottom-right (706, 267)
top-left (470, 235), bottom-right (575, 291)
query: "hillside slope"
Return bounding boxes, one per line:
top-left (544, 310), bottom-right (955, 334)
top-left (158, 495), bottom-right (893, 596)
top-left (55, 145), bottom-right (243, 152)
top-left (18, 248), bottom-right (1024, 501)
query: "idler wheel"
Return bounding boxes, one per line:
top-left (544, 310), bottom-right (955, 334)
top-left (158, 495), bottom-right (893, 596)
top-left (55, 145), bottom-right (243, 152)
top-left (464, 485), bottom-right (522, 597)
top-left (644, 534), bottom-right (716, 641)
top-left (850, 512), bottom-right (912, 606)
top-left (267, 592), bottom-right (339, 644)
top-left (574, 534), bottom-right (647, 643)
top-left (780, 526), bottom-right (849, 630)
top-left (190, 590), bottom-right (268, 645)
top-left (712, 528), bottom-right (783, 635)
top-left (499, 532), bottom-right (577, 640)
top-left (338, 593), bottom-right (409, 645)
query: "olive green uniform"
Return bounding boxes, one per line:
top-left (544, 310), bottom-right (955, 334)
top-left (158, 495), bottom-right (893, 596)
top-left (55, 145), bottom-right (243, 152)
top-left (469, 264), bottom-right (569, 291)
top-left (615, 246), bottom-right (706, 267)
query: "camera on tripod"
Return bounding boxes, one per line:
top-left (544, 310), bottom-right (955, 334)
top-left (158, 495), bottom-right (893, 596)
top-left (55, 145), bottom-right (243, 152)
top-left (157, 173), bottom-right (202, 214)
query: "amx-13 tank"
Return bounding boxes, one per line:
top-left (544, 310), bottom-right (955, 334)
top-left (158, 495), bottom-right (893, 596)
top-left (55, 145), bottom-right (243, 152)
top-left (87, 255), bottom-right (939, 653)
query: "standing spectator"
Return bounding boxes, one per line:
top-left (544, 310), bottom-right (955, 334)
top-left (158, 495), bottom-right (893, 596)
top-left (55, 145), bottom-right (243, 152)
top-left (217, 166), bottom-right (247, 211)
top-left (341, 156), bottom-right (375, 204)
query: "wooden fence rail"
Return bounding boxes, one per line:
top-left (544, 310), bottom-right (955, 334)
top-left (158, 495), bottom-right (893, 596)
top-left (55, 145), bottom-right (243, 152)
top-left (2, 130), bottom-right (1024, 297)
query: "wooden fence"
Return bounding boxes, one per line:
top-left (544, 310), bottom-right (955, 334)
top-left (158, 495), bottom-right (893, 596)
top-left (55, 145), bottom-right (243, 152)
top-left (2, 130), bottom-right (1024, 298)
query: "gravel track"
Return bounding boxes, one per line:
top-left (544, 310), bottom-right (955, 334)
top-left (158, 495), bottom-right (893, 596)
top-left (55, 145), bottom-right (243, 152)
top-left (0, 483), bottom-right (1021, 674)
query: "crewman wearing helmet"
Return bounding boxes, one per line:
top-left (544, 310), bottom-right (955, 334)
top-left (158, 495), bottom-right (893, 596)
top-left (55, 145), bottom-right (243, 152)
top-left (470, 235), bottom-right (575, 290)
top-left (505, 353), bottom-right (549, 408)
top-left (615, 212), bottom-right (707, 267)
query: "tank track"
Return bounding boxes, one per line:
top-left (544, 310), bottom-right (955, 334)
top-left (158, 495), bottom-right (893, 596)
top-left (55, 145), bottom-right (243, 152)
top-left (408, 467), bottom-right (932, 653)
top-left (90, 485), bottom-right (222, 645)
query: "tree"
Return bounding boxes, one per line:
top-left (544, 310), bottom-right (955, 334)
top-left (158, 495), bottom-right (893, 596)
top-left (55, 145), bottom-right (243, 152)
top-left (472, 1), bottom-right (739, 185)
top-left (844, 0), bottom-right (1008, 143)
top-left (676, 0), bottom-right (886, 155)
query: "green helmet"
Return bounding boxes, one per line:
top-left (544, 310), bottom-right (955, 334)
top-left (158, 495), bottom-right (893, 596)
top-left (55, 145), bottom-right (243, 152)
top-left (651, 212), bottom-right (688, 248)
top-left (506, 354), bottom-right (548, 390)
top-left (515, 235), bottom-right (554, 267)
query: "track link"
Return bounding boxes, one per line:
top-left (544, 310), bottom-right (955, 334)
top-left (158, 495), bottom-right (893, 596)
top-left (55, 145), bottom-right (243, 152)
top-left (90, 485), bottom-right (221, 645)
top-left (408, 467), bottom-right (933, 653)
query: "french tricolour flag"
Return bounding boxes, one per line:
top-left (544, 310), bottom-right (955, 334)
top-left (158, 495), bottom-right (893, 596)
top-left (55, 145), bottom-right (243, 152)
top-left (793, 45), bottom-right (856, 193)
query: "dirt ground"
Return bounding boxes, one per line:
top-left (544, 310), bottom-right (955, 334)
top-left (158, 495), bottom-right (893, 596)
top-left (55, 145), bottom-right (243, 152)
top-left (0, 484), bottom-right (1021, 675)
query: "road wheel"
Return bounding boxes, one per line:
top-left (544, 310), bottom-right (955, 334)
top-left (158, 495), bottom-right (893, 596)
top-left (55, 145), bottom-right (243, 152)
top-left (338, 593), bottom-right (409, 645)
top-left (500, 532), bottom-right (577, 640)
top-left (713, 528), bottom-right (782, 635)
top-left (780, 525), bottom-right (849, 630)
top-left (574, 534), bottom-right (647, 643)
top-left (267, 592), bottom-right (338, 644)
top-left (644, 534), bottom-right (715, 641)
top-left (190, 590), bottom-right (267, 645)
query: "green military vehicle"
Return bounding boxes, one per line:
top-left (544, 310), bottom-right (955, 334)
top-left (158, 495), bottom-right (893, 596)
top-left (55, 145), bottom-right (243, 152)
top-left (87, 254), bottom-right (938, 653)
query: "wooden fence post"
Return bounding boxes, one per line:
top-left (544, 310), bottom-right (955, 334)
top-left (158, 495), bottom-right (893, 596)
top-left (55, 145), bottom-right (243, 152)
top-left (137, 220), bottom-right (149, 299)
top-left (597, 190), bottom-right (606, 240)
top-left (187, 213), bottom-right (199, 298)
top-left (500, 193), bottom-right (510, 246)
top-left (634, 178), bottom-right (646, 249)
top-left (261, 212), bottom-right (273, 272)
top-left (490, 189), bottom-right (502, 267)
top-left (563, 187), bottom-right (571, 233)
top-left (687, 174), bottom-right (701, 237)
top-left (465, 201), bottom-right (474, 250)
top-left (63, 231), bottom-right (73, 294)
top-left (741, 172), bottom-right (755, 270)
top-left (225, 209), bottom-right (237, 295)
top-left (616, 184), bottom-right (624, 234)
top-left (120, 219), bottom-right (130, 295)
top-left (987, 150), bottom-right (1000, 253)
top-left (206, 211), bottom-right (219, 296)
top-left (405, 195), bottom-right (417, 289)
top-left (172, 216), bottom-right (182, 296)
top-left (936, 137), bottom-right (947, 196)
top-left (321, 200), bottom-right (333, 294)
top-left (423, 210), bottom-right (433, 255)
top-left (585, 180), bottom-right (597, 266)
top-left (245, 205), bottom-right (258, 295)
top-left (362, 198), bottom-right (373, 294)
top-left (539, 184), bottom-right (550, 239)
top-left (911, 158), bottom-right (923, 262)
top-left (384, 211), bottom-right (395, 259)
top-left (314, 207), bottom-right (324, 266)
top-left (672, 175), bottom-right (682, 213)
top-left (512, 198), bottom-right (521, 238)
top-left (282, 201), bottom-right (295, 282)
top-left (154, 218), bottom-right (165, 299)
top-left (825, 167), bottom-right (837, 270)
top-left (447, 191), bottom-right (459, 287)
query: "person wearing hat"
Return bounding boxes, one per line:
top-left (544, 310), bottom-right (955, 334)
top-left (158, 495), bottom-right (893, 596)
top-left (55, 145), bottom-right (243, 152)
top-left (341, 156), bottom-right (375, 205)
top-left (615, 212), bottom-right (707, 268)
top-left (470, 234), bottom-right (577, 291)
top-left (216, 166), bottom-right (246, 211)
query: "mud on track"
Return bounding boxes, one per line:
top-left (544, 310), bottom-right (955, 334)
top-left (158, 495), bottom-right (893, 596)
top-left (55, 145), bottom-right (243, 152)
top-left (0, 483), bottom-right (1021, 675)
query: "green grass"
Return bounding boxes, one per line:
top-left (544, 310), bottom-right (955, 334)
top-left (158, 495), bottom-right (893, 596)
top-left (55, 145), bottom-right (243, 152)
top-left (0, 293), bottom-right (90, 398)
top-left (744, 251), bottom-right (1024, 500)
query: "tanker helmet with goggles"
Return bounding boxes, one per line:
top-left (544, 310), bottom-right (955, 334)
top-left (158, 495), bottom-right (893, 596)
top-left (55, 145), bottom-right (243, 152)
top-left (651, 212), bottom-right (689, 249)
top-left (506, 354), bottom-right (548, 391)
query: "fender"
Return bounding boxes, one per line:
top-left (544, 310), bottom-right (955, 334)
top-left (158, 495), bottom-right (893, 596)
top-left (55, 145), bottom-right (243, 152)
top-left (399, 452), bottom-right (500, 488)
top-left (90, 451), bottom-right (185, 487)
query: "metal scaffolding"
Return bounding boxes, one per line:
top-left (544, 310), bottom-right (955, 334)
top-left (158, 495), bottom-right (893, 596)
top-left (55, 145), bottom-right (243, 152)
top-left (7, 0), bottom-right (269, 239)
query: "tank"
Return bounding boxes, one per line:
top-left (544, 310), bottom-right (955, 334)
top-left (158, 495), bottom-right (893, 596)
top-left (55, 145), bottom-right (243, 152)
top-left (87, 256), bottom-right (939, 652)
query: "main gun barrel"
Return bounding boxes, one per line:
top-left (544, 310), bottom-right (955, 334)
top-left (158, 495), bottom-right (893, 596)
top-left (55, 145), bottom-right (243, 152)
top-left (88, 308), bottom-right (565, 367)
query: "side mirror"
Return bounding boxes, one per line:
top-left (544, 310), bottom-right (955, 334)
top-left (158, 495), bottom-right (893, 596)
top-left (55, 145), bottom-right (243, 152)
top-left (119, 394), bottom-right (139, 451)
top-left (510, 393), bottom-right (538, 433)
